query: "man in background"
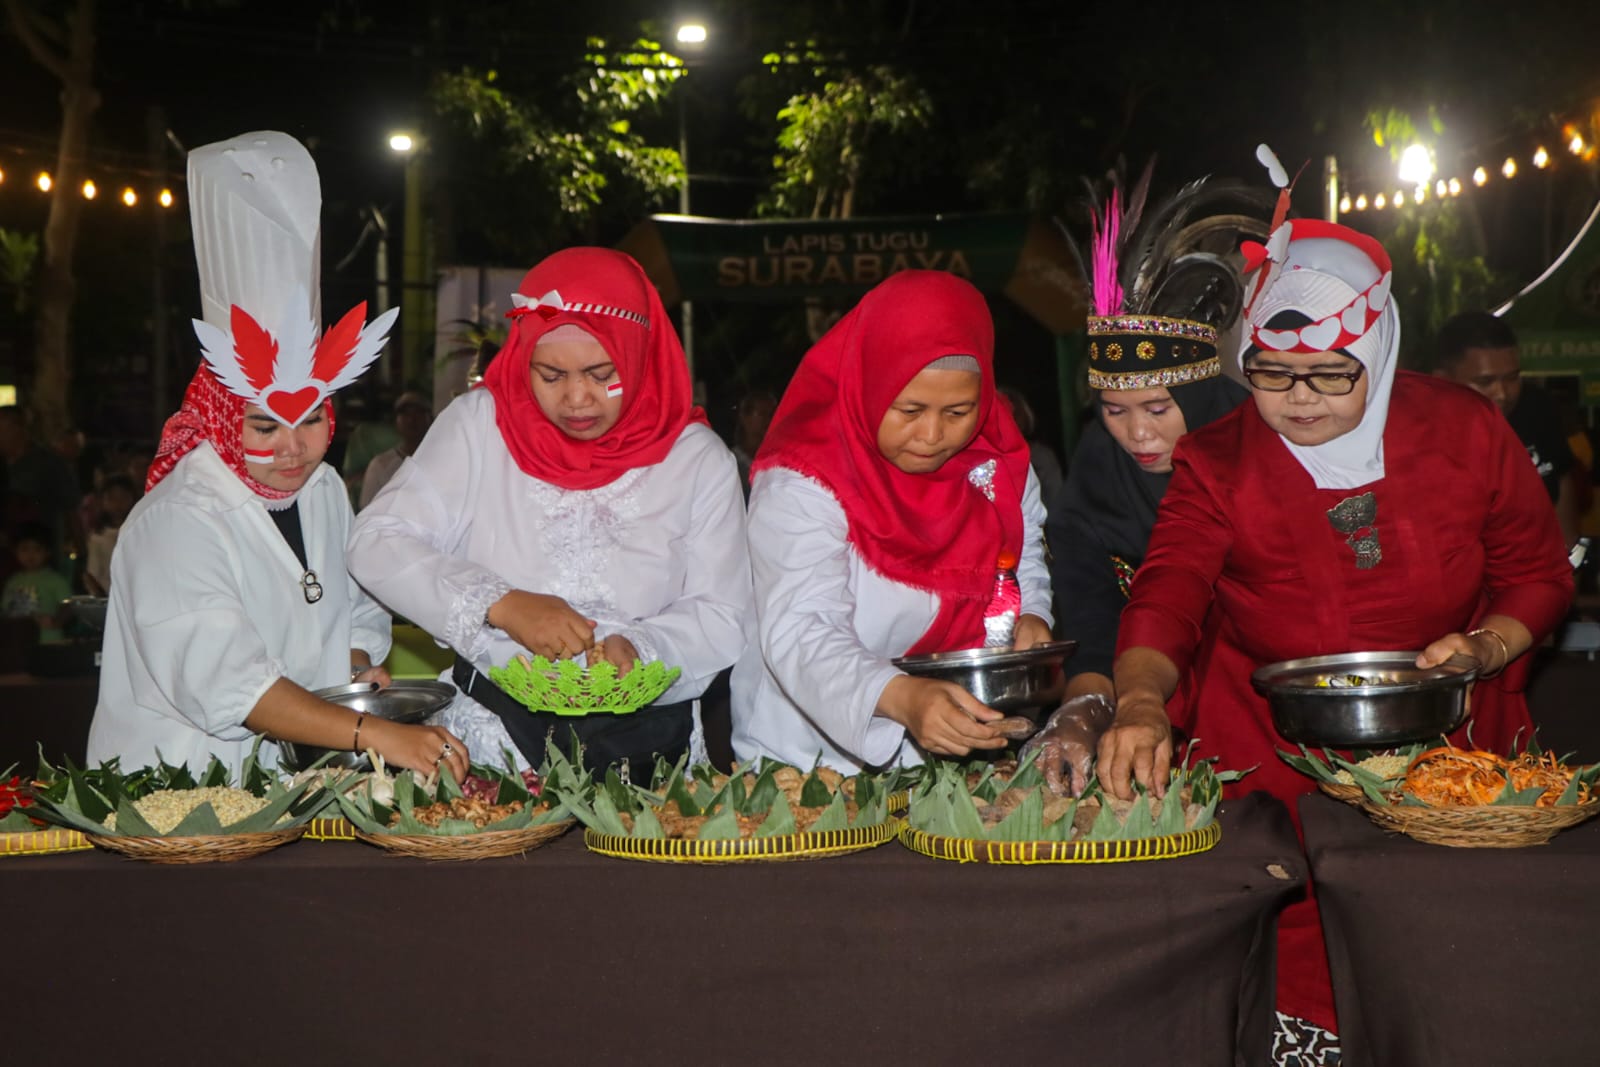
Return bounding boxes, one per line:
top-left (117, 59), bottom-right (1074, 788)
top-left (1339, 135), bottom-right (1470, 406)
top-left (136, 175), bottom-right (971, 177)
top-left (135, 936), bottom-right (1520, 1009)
top-left (359, 390), bottom-right (432, 509)
top-left (1435, 311), bottom-right (1580, 547)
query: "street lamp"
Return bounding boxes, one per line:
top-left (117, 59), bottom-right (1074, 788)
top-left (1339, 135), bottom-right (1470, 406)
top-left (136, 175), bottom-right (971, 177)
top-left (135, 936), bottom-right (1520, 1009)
top-left (1397, 144), bottom-right (1433, 187)
top-left (673, 21), bottom-right (708, 377)
top-left (388, 130), bottom-right (429, 389)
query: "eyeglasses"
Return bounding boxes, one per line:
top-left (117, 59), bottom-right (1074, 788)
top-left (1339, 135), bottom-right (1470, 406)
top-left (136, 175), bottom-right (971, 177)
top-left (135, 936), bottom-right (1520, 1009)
top-left (1242, 365), bottom-right (1366, 396)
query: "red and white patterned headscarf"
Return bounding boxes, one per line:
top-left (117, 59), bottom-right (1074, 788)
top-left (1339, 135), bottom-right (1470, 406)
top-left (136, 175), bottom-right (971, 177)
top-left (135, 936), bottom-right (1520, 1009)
top-left (145, 365), bottom-right (333, 499)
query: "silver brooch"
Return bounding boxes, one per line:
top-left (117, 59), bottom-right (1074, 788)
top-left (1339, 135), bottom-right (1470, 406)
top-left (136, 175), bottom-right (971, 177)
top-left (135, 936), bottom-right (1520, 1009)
top-left (967, 459), bottom-right (997, 502)
top-left (1326, 492), bottom-right (1381, 569)
top-left (301, 570), bottom-right (324, 604)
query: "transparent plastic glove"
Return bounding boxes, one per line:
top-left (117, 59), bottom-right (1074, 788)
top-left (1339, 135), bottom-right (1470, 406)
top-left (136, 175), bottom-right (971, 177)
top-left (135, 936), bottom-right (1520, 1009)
top-left (1019, 693), bottom-right (1116, 797)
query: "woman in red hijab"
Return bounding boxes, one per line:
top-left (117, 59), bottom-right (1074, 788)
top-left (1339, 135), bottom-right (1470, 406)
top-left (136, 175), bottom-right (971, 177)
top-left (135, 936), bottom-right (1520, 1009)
top-left (730, 270), bottom-right (1054, 771)
top-left (349, 248), bottom-right (753, 778)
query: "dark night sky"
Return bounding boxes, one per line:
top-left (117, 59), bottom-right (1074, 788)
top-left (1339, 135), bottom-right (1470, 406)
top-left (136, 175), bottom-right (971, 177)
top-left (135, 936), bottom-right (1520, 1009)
top-left (2, 0), bottom-right (1598, 440)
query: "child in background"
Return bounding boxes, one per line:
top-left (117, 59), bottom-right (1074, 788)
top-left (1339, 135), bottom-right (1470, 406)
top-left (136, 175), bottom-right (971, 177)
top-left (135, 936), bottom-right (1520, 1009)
top-left (84, 474), bottom-right (138, 597)
top-left (2, 523), bottom-right (71, 642)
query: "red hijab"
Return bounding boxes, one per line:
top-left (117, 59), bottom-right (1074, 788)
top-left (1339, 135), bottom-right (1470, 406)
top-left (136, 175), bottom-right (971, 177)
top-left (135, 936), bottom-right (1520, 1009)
top-left (146, 365), bottom-right (333, 500)
top-left (482, 247), bottom-right (706, 490)
top-left (753, 270), bottom-right (1031, 654)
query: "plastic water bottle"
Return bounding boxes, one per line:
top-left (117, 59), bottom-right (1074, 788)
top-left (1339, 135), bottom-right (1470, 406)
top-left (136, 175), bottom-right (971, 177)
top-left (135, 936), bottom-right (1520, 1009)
top-left (982, 550), bottom-right (1022, 648)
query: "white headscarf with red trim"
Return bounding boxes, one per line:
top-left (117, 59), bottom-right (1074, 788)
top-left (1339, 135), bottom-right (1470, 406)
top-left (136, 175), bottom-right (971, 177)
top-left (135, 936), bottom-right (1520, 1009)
top-left (148, 131), bottom-right (393, 501)
top-left (1240, 145), bottom-right (1399, 490)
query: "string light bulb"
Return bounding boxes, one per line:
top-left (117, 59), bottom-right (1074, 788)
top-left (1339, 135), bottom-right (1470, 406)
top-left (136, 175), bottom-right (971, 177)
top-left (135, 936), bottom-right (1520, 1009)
top-left (1394, 189), bottom-right (1406, 206)
top-left (81, 179), bottom-right (96, 200)
top-left (0, 166), bottom-right (5, 185)
top-left (1570, 133), bottom-right (1586, 155)
top-left (1374, 193), bottom-right (1387, 209)
top-left (36, 171), bottom-right (52, 192)
top-left (1473, 166), bottom-right (1489, 186)
top-left (159, 188), bottom-right (174, 208)
top-left (1533, 146), bottom-right (1550, 169)
top-left (1339, 194), bottom-right (1352, 214)
top-left (121, 187), bottom-right (137, 206)
top-left (1503, 157), bottom-right (1518, 179)
top-left (1434, 179), bottom-right (1447, 197)
top-left (1448, 177), bottom-right (1462, 196)
top-left (1355, 194), bottom-right (1368, 211)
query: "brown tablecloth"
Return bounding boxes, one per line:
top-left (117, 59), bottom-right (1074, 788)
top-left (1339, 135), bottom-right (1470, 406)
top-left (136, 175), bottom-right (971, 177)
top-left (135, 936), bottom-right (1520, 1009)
top-left (9, 793), bottom-right (1303, 1065)
top-left (1301, 793), bottom-right (1600, 1066)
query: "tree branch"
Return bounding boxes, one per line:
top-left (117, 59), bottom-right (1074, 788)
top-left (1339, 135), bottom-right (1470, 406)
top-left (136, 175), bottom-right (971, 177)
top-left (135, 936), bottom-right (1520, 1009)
top-left (3, 0), bottom-right (69, 84)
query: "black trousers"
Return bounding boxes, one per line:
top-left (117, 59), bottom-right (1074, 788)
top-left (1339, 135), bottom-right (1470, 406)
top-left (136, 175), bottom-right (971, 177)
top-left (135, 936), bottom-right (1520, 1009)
top-left (452, 658), bottom-right (692, 780)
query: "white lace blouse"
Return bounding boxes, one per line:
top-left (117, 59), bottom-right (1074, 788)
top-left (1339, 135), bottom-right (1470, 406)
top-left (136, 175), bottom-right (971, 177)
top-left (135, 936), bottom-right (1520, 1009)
top-left (347, 388), bottom-right (754, 768)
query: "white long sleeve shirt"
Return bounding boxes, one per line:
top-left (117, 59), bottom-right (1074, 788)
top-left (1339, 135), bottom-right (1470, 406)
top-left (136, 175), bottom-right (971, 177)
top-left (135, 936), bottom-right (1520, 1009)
top-left (87, 445), bottom-right (391, 774)
top-left (730, 465), bottom-right (1053, 773)
top-left (346, 388), bottom-right (754, 767)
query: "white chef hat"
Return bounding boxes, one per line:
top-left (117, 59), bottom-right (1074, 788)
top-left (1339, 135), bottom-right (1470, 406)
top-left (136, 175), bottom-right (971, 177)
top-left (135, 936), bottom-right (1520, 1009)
top-left (188, 131), bottom-right (396, 427)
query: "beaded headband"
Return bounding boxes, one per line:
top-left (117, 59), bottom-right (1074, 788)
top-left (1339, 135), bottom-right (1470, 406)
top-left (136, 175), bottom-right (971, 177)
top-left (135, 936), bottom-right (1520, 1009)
top-left (1086, 314), bottom-right (1220, 390)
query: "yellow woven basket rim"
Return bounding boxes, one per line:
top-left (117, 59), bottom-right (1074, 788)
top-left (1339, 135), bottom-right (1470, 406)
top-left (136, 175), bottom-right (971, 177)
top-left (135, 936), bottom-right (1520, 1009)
top-left (584, 817), bottom-right (898, 864)
top-left (305, 816), bottom-right (358, 842)
top-left (896, 820), bottom-right (1222, 864)
top-left (0, 827), bottom-right (92, 857)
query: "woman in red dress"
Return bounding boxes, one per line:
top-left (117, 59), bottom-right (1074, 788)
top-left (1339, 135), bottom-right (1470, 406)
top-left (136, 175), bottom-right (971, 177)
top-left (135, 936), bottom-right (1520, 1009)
top-left (1099, 185), bottom-right (1573, 1062)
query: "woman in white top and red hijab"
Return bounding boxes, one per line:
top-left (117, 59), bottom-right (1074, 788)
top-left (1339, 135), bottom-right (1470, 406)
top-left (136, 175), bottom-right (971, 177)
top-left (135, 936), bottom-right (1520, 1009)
top-left (731, 270), bottom-right (1054, 771)
top-left (350, 248), bottom-right (752, 778)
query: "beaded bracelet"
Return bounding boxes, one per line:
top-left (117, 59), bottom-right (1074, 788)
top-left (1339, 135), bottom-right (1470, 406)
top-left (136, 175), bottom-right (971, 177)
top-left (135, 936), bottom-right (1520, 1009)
top-left (1467, 627), bottom-right (1510, 679)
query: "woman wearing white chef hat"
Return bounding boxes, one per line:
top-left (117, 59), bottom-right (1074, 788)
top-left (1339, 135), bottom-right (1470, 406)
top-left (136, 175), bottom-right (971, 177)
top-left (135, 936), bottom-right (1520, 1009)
top-left (87, 131), bottom-right (469, 781)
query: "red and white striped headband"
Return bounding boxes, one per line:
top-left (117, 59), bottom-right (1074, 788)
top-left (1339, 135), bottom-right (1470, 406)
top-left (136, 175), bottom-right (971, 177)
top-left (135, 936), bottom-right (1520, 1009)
top-left (506, 288), bottom-right (649, 328)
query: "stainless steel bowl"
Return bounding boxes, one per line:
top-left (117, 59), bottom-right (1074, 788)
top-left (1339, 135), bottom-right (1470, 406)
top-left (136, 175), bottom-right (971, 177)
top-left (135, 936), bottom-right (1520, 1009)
top-left (276, 680), bottom-right (457, 771)
top-left (892, 640), bottom-right (1078, 713)
top-left (60, 595), bottom-right (109, 633)
top-left (1250, 650), bottom-right (1480, 747)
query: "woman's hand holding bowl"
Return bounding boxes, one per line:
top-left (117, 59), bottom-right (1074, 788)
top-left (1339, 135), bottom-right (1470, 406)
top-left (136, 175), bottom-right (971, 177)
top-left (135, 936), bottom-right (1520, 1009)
top-left (1011, 613), bottom-right (1054, 651)
top-left (587, 633), bottom-right (640, 677)
top-left (878, 675), bottom-right (1006, 757)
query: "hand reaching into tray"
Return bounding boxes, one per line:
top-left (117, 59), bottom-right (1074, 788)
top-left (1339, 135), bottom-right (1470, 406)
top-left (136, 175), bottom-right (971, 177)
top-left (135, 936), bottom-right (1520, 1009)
top-left (488, 590), bottom-right (598, 661)
top-left (587, 634), bottom-right (640, 677)
top-left (1020, 693), bottom-right (1116, 797)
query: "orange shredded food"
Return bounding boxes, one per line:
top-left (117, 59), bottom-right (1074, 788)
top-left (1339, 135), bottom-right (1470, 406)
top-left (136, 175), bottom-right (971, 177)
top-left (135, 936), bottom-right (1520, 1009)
top-left (1401, 745), bottom-right (1591, 808)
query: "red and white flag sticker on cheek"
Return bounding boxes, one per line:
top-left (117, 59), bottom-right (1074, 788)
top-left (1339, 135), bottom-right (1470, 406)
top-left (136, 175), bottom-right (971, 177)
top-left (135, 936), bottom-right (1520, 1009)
top-left (606, 380), bottom-right (624, 398)
top-left (243, 448), bottom-right (276, 462)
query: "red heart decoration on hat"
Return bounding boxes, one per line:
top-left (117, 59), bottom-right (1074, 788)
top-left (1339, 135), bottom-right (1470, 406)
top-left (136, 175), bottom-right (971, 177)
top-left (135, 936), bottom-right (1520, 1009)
top-left (265, 387), bottom-right (322, 426)
top-left (535, 304), bottom-right (561, 321)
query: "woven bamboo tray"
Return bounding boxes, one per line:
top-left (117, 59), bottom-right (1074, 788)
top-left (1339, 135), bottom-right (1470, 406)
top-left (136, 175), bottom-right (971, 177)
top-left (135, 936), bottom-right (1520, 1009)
top-left (0, 827), bottom-right (92, 857)
top-left (305, 817), bottom-right (357, 842)
top-left (584, 818), bottom-right (897, 864)
top-left (354, 818), bottom-right (573, 860)
top-left (1318, 781), bottom-right (1600, 847)
top-left (897, 821), bottom-right (1222, 864)
top-left (85, 825), bottom-right (306, 864)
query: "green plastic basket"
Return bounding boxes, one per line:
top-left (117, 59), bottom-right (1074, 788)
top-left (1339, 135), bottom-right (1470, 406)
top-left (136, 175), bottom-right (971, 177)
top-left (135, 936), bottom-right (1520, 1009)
top-left (487, 655), bottom-right (681, 717)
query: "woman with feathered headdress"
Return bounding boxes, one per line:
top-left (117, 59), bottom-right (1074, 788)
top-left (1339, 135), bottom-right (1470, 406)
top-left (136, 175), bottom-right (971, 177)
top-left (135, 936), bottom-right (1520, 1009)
top-left (1025, 164), bottom-right (1268, 797)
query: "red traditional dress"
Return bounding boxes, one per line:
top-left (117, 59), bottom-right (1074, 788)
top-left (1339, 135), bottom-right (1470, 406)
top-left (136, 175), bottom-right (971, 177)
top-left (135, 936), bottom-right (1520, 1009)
top-left (1118, 370), bottom-right (1573, 1029)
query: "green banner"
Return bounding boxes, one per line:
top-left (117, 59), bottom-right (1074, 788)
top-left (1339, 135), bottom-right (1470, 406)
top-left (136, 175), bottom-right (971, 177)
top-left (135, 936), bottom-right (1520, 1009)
top-left (660, 213), bottom-right (1031, 299)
